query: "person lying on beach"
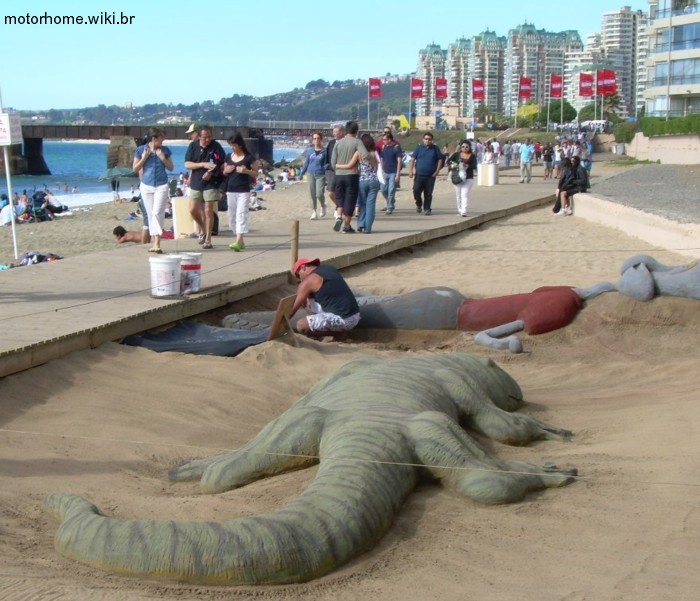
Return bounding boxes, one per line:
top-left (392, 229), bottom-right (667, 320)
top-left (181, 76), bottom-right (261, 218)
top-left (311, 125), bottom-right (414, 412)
top-left (113, 225), bottom-right (150, 244)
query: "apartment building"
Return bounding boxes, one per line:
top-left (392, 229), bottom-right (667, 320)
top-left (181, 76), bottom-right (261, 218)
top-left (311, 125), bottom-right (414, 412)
top-left (503, 24), bottom-right (583, 117)
top-left (415, 43), bottom-right (447, 116)
top-left (600, 6), bottom-right (648, 115)
top-left (644, 0), bottom-right (700, 117)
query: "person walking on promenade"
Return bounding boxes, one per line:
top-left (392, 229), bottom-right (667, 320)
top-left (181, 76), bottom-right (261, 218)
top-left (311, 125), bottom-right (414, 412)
top-left (291, 257), bottom-right (361, 342)
top-left (503, 141), bottom-right (513, 167)
top-left (542, 143), bottom-right (554, 181)
top-left (300, 132), bottom-right (327, 220)
top-left (519, 138), bottom-right (535, 183)
top-left (222, 132), bottom-right (258, 252)
top-left (378, 132), bottom-right (403, 214)
top-left (324, 124), bottom-right (344, 218)
top-left (355, 134), bottom-right (380, 233)
top-left (448, 140), bottom-right (477, 217)
top-left (132, 127), bottom-right (174, 254)
top-left (408, 132), bottom-right (443, 216)
top-left (331, 121), bottom-right (371, 234)
top-left (555, 157), bottom-right (577, 216)
top-left (184, 125), bottom-right (225, 249)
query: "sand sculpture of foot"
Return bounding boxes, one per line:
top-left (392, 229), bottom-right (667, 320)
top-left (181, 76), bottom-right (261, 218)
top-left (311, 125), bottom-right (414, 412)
top-left (44, 353), bottom-right (576, 585)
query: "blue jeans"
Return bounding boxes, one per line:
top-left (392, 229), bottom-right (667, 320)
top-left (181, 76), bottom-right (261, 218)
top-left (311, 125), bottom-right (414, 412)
top-left (357, 179), bottom-right (380, 233)
top-left (380, 172), bottom-right (398, 212)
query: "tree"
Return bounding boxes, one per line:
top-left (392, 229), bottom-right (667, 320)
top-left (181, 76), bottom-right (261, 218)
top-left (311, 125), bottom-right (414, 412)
top-left (577, 103), bottom-right (596, 122)
top-left (602, 93), bottom-right (623, 122)
top-left (537, 99), bottom-right (577, 124)
top-left (305, 79), bottom-right (329, 90)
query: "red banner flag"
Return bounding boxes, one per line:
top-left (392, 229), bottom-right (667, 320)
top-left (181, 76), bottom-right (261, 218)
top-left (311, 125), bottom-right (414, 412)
top-left (518, 76), bottom-right (532, 99)
top-left (579, 72), bottom-right (593, 97)
top-left (410, 77), bottom-right (424, 99)
top-left (472, 78), bottom-right (485, 100)
top-left (596, 70), bottom-right (606, 95)
top-left (598, 69), bottom-right (617, 96)
top-left (369, 78), bottom-right (382, 99)
top-left (550, 73), bottom-right (563, 99)
top-left (435, 77), bottom-right (448, 99)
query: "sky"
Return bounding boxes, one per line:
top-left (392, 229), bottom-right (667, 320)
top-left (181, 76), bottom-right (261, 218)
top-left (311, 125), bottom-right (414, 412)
top-left (0, 0), bottom-right (646, 111)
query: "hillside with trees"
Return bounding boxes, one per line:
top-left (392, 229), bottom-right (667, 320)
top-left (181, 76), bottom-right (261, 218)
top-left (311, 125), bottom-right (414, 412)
top-left (19, 79), bottom-right (413, 128)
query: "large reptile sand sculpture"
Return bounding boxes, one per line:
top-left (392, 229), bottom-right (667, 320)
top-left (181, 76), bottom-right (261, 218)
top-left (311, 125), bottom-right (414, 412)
top-left (44, 353), bottom-right (576, 585)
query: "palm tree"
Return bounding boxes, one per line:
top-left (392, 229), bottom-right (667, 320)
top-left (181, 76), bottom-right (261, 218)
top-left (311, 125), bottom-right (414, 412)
top-left (602, 93), bottom-right (623, 121)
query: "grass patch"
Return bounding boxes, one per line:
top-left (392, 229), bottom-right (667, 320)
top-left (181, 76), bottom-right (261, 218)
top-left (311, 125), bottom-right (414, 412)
top-left (610, 158), bottom-right (660, 166)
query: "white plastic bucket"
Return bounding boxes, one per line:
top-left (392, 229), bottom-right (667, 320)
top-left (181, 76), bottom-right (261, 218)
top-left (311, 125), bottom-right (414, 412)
top-left (180, 252), bottom-right (202, 294)
top-left (149, 255), bottom-right (182, 297)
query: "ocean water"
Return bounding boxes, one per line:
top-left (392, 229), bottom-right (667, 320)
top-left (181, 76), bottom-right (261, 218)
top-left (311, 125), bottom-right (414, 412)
top-left (2, 141), bottom-right (301, 208)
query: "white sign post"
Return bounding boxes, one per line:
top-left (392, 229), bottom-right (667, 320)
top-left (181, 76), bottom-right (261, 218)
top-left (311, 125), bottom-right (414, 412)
top-left (0, 109), bottom-right (23, 260)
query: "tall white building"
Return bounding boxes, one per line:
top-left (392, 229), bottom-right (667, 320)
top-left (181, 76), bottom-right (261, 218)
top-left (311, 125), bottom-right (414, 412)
top-left (415, 43), bottom-right (446, 116)
top-left (644, 0), bottom-right (700, 117)
top-left (600, 6), bottom-right (648, 115)
top-left (469, 31), bottom-right (506, 116)
top-left (503, 24), bottom-right (583, 117)
top-left (564, 35), bottom-right (608, 114)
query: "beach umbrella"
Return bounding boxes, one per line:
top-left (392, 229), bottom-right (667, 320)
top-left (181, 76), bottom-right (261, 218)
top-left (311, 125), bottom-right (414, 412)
top-left (97, 166), bottom-right (137, 181)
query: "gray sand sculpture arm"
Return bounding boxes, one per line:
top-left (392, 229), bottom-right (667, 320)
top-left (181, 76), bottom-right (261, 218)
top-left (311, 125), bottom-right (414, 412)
top-left (44, 353), bottom-right (576, 585)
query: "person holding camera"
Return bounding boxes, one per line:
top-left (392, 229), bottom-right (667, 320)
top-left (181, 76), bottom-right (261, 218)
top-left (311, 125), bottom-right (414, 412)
top-left (133, 127), bottom-right (174, 253)
top-left (448, 140), bottom-right (477, 217)
top-left (184, 125), bottom-right (225, 249)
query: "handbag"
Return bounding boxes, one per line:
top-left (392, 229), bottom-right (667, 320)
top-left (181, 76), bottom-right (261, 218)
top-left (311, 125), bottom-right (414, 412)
top-left (552, 190), bottom-right (562, 214)
top-left (451, 170), bottom-right (464, 185)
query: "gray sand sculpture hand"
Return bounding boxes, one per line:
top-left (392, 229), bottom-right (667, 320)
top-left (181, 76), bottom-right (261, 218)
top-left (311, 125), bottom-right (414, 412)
top-left (44, 353), bottom-right (576, 585)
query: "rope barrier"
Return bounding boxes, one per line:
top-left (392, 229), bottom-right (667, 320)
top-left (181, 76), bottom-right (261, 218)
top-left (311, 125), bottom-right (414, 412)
top-left (0, 236), bottom-right (295, 322)
top-left (2, 426), bottom-right (699, 490)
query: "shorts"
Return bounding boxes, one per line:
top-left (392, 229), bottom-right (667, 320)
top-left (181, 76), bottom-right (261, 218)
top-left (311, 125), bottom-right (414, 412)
top-left (307, 307), bottom-right (361, 333)
top-left (325, 170), bottom-right (336, 194)
top-left (189, 189), bottom-right (221, 202)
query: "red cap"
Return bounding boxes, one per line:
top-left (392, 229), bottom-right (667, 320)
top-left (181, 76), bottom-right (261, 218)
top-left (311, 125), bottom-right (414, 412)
top-left (293, 257), bottom-right (320, 275)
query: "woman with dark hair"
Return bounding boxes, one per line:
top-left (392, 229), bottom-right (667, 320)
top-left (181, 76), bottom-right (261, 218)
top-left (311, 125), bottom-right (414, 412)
top-left (300, 131), bottom-right (327, 219)
top-left (132, 126), bottom-right (174, 253)
top-left (222, 132), bottom-right (258, 251)
top-left (356, 133), bottom-right (380, 233)
top-left (555, 157), bottom-right (577, 216)
top-left (448, 140), bottom-right (477, 217)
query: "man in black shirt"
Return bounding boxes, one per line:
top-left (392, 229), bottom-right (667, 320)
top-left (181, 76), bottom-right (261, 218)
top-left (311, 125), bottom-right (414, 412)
top-left (184, 125), bottom-right (225, 249)
top-left (291, 257), bottom-right (360, 342)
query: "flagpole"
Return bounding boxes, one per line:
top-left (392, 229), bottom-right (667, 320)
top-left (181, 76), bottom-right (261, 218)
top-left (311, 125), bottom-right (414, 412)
top-left (367, 80), bottom-right (370, 131)
top-left (547, 73), bottom-right (551, 132)
top-left (594, 73), bottom-right (598, 122)
top-left (561, 71), bottom-right (564, 127)
top-left (0, 88), bottom-right (20, 259)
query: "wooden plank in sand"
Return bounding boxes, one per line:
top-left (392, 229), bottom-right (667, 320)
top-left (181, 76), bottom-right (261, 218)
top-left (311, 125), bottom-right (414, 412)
top-left (267, 294), bottom-right (298, 344)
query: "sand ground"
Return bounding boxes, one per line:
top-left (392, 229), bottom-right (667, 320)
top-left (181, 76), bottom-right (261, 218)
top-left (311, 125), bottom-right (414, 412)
top-left (1, 166), bottom-right (699, 600)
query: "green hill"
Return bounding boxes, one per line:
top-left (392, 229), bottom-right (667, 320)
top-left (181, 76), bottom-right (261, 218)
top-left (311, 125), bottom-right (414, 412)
top-left (20, 80), bottom-right (414, 128)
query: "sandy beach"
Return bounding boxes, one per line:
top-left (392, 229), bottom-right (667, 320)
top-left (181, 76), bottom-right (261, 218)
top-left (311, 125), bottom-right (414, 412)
top-left (1, 164), bottom-right (699, 600)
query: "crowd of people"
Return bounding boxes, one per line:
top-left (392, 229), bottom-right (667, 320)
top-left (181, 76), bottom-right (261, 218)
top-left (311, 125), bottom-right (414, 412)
top-left (1, 189), bottom-right (70, 226)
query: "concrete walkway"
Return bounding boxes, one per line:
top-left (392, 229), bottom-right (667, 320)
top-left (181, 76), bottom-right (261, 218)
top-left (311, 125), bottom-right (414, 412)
top-left (2, 158), bottom-right (691, 378)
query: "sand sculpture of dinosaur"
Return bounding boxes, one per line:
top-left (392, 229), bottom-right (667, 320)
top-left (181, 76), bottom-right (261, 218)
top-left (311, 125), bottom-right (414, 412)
top-left (44, 353), bottom-right (576, 585)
